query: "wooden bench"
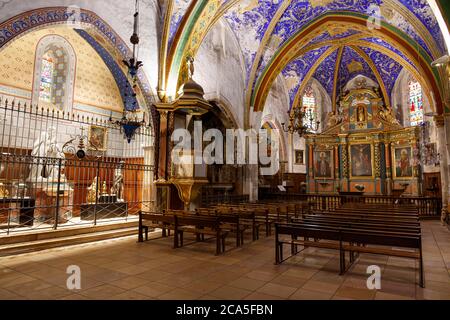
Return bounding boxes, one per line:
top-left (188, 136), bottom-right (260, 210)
top-left (195, 208), bottom-right (248, 247)
top-left (275, 221), bottom-right (424, 287)
top-left (138, 211), bottom-right (230, 255)
top-left (138, 212), bottom-right (177, 246)
top-left (176, 215), bottom-right (229, 255)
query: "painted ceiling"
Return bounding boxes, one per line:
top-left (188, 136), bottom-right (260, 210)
top-left (168, 0), bottom-right (448, 110)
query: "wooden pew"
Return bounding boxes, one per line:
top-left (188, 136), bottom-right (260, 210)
top-left (138, 211), bottom-right (230, 255)
top-left (138, 212), bottom-right (177, 246)
top-left (275, 221), bottom-right (424, 287)
top-left (176, 215), bottom-right (229, 255)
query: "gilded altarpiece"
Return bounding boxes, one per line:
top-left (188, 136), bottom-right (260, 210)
top-left (306, 88), bottom-right (420, 195)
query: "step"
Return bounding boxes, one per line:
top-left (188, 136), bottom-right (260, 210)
top-left (0, 220), bottom-right (138, 245)
top-left (0, 227), bottom-right (138, 257)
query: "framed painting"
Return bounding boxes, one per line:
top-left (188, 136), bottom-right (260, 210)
top-left (392, 146), bottom-right (414, 179)
top-left (314, 150), bottom-right (333, 179)
top-left (295, 150), bottom-right (304, 165)
top-left (88, 125), bottom-right (108, 151)
top-left (350, 144), bottom-right (373, 178)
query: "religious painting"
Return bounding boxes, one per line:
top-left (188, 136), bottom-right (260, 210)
top-left (350, 144), bottom-right (373, 177)
top-left (393, 146), bottom-right (414, 179)
top-left (314, 150), bottom-right (333, 179)
top-left (88, 125), bottom-right (108, 151)
top-left (295, 150), bottom-right (304, 165)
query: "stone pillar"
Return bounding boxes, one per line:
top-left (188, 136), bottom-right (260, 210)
top-left (244, 164), bottom-right (259, 202)
top-left (435, 115), bottom-right (449, 224)
top-left (142, 145), bottom-right (155, 212)
top-left (157, 110), bottom-right (169, 181)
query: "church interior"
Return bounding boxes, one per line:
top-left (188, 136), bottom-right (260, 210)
top-left (0, 0), bottom-right (450, 302)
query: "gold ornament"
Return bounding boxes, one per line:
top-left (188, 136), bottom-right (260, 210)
top-left (0, 183), bottom-right (9, 198)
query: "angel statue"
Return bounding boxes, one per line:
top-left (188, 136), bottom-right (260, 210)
top-left (186, 55), bottom-right (195, 79)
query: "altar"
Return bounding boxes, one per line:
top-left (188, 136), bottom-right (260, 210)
top-left (306, 87), bottom-right (421, 196)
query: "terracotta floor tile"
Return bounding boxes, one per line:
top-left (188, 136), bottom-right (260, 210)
top-left (80, 284), bottom-right (125, 299)
top-left (375, 292), bottom-right (414, 300)
top-left (110, 276), bottom-right (149, 290)
top-left (132, 282), bottom-right (175, 298)
top-left (269, 275), bottom-right (308, 288)
top-left (158, 288), bottom-right (203, 300)
top-left (244, 292), bottom-right (284, 300)
top-left (289, 288), bottom-right (333, 300)
top-left (210, 285), bottom-right (252, 300)
top-left (257, 283), bottom-right (297, 298)
top-left (229, 277), bottom-right (267, 291)
top-left (1, 220), bottom-right (449, 300)
top-left (181, 280), bottom-right (224, 295)
top-left (334, 286), bottom-right (376, 300)
top-left (302, 280), bottom-right (340, 294)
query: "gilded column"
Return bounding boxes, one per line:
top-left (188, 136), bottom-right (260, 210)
top-left (385, 142), bottom-right (392, 196)
top-left (339, 135), bottom-right (348, 192)
top-left (334, 145), bottom-right (339, 193)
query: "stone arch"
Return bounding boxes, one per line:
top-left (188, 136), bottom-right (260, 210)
top-left (392, 68), bottom-right (432, 127)
top-left (32, 34), bottom-right (76, 112)
top-left (0, 6), bottom-right (157, 132)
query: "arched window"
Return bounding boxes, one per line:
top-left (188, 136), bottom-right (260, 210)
top-left (302, 86), bottom-right (318, 133)
top-left (39, 51), bottom-right (56, 103)
top-left (33, 35), bottom-right (76, 112)
top-left (409, 80), bottom-right (424, 126)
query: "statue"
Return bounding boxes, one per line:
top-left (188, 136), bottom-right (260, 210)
top-left (186, 56), bottom-right (195, 79)
top-left (356, 105), bottom-right (366, 122)
top-left (378, 107), bottom-right (401, 126)
top-left (28, 127), bottom-right (67, 183)
top-left (101, 181), bottom-right (108, 195)
top-left (87, 177), bottom-right (98, 203)
top-left (0, 183), bottom-right (9, 198)
top-left (325, 111), bottom-right (343, 129)
top-left (111, 161), bottom-right (125, 202)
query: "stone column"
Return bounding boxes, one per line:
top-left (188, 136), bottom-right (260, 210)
top-left (244, 164), bottom-right (259, 202)
top-left (157, 110), bottom-right (169, 181)
top-left (435, 115), bottom-right (449, 224)
top-left (142, 145), bottom-right (155, 212)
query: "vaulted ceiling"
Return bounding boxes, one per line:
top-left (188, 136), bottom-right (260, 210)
top-left (164, 0), bottom-right (449, 114)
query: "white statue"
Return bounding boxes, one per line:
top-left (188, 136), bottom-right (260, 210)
top-left (28, 127), bottom-right (66, 183)
top-left (111, 161), bottom-right (125, 202)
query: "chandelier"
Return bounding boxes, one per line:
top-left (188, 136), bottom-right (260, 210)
top-left (110, 0), bottom-right (146, 143)
top-left (281, 107), bottom-right (320, 137)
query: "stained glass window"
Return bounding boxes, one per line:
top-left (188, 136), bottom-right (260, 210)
top-left (302, 86), bottom-right (318, 133)
top-left (409, 80), bottom-right (424, 126)
top-left (39, 51), bottom-right (55, 103)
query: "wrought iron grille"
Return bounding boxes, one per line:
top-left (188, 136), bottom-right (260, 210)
top-left (0, 97), bottom-right (154, 236)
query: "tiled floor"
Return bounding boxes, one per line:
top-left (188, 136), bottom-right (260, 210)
top-left (0, 220), bottom-right (449, 300)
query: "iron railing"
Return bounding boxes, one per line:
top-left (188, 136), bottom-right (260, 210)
top-left (0, 97), bottom-right (154, 236)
